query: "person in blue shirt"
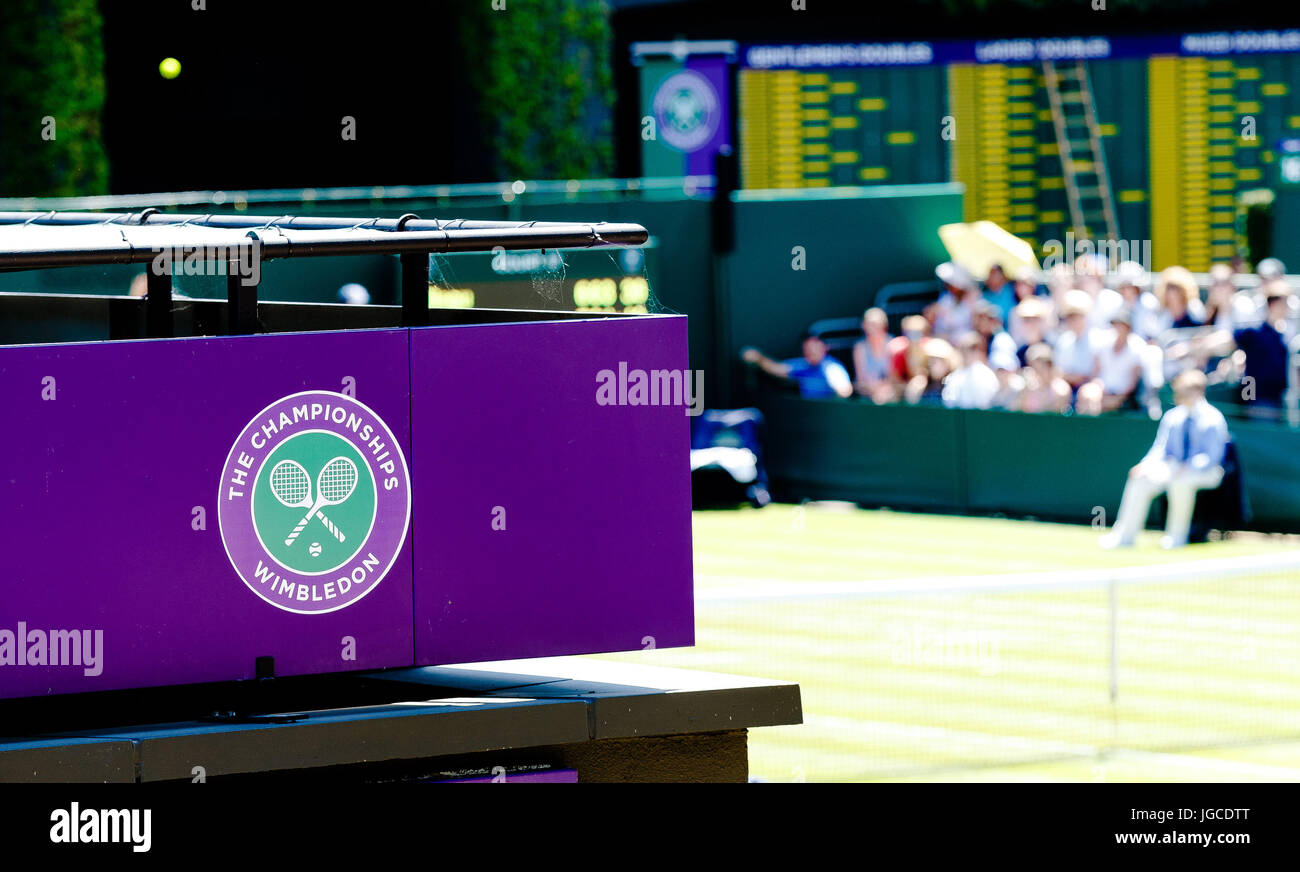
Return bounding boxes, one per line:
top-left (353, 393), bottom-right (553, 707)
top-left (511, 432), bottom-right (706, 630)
top-left (741, 331), bottom-right (853, 399)
top-left (1184, 280), bottom-right (1293, 418)
top-left (1232, 283), bottom-right (1291, 412)
top-left (1100, 369), bottom-right (1229, 550)
top-left (982, 263), bottom-right (1017, 326)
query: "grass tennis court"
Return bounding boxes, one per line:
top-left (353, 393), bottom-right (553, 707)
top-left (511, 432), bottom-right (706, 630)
top-left (589, 504), bottom-right (1300, 782)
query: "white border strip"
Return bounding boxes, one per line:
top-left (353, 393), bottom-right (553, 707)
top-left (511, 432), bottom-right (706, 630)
top-left (697, 551), bottom-right (1300, 603)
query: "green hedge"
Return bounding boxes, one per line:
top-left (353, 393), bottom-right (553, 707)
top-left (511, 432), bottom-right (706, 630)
top-left (458, 0), bottom-right (614, 181)
top-left (0, 0), bottom-right (108, 197)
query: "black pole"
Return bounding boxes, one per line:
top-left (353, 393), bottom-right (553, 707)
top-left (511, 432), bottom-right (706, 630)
top-left (226, 241), bottom-right (259, 335)
top-left (401, 252), bottom-right (429, 328)
top-left (145, 266), bottom-right (172, 338)
top-left (711, 146), bottom-right (737, 254)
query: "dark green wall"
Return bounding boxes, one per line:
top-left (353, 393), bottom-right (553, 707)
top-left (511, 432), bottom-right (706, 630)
top-left (760, 393), bottom-right (965, 510)
top-left (1273, 188), bottom-right (1300, 271)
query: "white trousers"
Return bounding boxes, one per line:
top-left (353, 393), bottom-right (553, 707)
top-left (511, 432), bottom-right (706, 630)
top-left (1111, 459), bottom-right (1224, 546)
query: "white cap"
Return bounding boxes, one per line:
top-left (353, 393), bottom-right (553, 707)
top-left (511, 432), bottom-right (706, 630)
top-left (337, 283), bottom-right (370, 305)
top-left (1114, 260), bottom-right (1148, 288)
top-left (1258, 257), bottom-right (1285, 280)
top-left (1061, 289), bottom-right (1094, 316)
top-left (989, 345), bottom-right (1019, 372)
top-left (936, 261), bottom-right (974, 290)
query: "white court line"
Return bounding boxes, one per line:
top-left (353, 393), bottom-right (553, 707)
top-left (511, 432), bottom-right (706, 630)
top-left (804, 714), bottom-right (1300, 781)
top-left (1107, 748), bottom-right (1300, 781)
top-left (805, 713), bottom-right (1097, 758)
top-left (695, 551), bottom-right (1300, 603)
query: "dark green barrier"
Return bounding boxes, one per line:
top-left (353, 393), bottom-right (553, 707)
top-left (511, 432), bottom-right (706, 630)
top-left (1228, 422), bottom-right (1300, 530)
top-left (962, 408), bottom-right (1155, 524)
top-left (760, 392), bottom-right (963, 510)
top-left (759, 389), bottom-right (1300, 532)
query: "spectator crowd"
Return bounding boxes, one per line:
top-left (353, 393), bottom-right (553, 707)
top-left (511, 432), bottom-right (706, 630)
top-left (742, 253), bottom-right (1298, 421)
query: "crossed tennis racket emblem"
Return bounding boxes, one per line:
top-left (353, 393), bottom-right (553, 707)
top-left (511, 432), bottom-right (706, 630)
top-left (268, 456), bottom-right (359, 547)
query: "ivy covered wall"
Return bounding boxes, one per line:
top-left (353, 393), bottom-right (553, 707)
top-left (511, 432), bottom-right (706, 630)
top-left (459, 0), bottom-right (615, 180)
top-left (0, 0), bottom-right (109, 197)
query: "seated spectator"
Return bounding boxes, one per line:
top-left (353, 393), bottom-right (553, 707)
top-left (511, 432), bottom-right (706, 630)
top-left (941, 331), bottom-right (1000, 410)
top-left (888, 314), bottom-right (930, 386)
top-left (1186, 279), bottom-right (1293, 413)
top-left (1018, 343), bottom-right (1072, 413)
top-left (1011, 296), bottom-right (1054, 363)
top-left (903, 335), bottom-right (960, 406)
top-left (1053, 289), bottom-right (1102, 398)
top-left (1204, 263), bottom-right (1251, 330)
top-left (974, 300), bottom-right (1020, 372)
top-left (927, 261), bottom-right (978, 341)
top-left (741, 331), bottom-right (853, 399)
top-left (1011, 264), bottom-right (1044, 302)
top-left (1079, 308), bottom-right (1144, 414)
top-left (852, 307), bottom-right (895, 403)
top-left (1008, 267), bottom-right (1052, 345)
top-left (982, 263), bottom-right (1017, 326)
top-left (1207, 258), bottom-right (1283, 331)
top-left (1154, 266), bottom-right (1206, 331)
top-left (1045, 262), bottom-right (1075, 312)
top-left (1260, 259), bottom-right (1300, 321)
top-left (991, 356), bottom-right (1024, 410)
top-left (1075, 254), bottom-right (1124, 330)
top-left (1257, 256), bottom-right (1286, 284)
top-left (1113, 260), bottom-right (1164, 341)
top-left (1231, 282), bottom-right (1292, 415)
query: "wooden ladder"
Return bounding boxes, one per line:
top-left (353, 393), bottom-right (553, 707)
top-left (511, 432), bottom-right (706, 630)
top-left (1043, 59), bottom-right (1119, 242)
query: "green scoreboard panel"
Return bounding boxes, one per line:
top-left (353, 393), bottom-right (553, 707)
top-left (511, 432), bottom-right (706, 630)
top-left (637, 31), bottom-right (1300, 270)
top-left (1149, 54), bottom-right (1300, 269)
top-left (738, 66), bottom-right (949, 189)
top-left (947, 58), bottom-right (1153, 255)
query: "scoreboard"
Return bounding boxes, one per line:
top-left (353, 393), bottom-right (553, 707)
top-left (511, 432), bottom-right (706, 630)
top-left (636, 31), bottom-right (1300, 271)
top-left (737, 65), bottom-right (948, 190)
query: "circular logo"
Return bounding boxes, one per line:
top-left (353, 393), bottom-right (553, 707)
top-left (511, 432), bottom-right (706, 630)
top-left (653, 70), bottom-right (720, 153)
top-left (218, 391), bottom-right (410, 614)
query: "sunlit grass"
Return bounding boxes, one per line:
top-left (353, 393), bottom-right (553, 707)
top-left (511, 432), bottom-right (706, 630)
top-left (589, 505), bottom-right (1300, 782)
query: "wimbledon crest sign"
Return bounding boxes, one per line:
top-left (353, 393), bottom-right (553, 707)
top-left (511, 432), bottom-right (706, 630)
top-left (653, 69), bottom-right (720, 153)
top-left (218, 391), bottom-right (411, 614)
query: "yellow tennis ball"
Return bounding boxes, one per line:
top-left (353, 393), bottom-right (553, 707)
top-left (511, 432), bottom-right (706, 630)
top-left (159, 57), bottom-right (181, 79)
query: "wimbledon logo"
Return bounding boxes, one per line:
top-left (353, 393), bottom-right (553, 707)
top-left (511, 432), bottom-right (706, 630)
top-left (218, 391), bottom-right (410, 614)
top-left (653, 69), bottom-right (720, 153)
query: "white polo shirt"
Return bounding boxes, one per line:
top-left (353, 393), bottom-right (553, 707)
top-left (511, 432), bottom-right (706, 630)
top-left (1053, 327), bottom-right (1101, 378)
top-left (1095, 330), bottom-right (1146, 394)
